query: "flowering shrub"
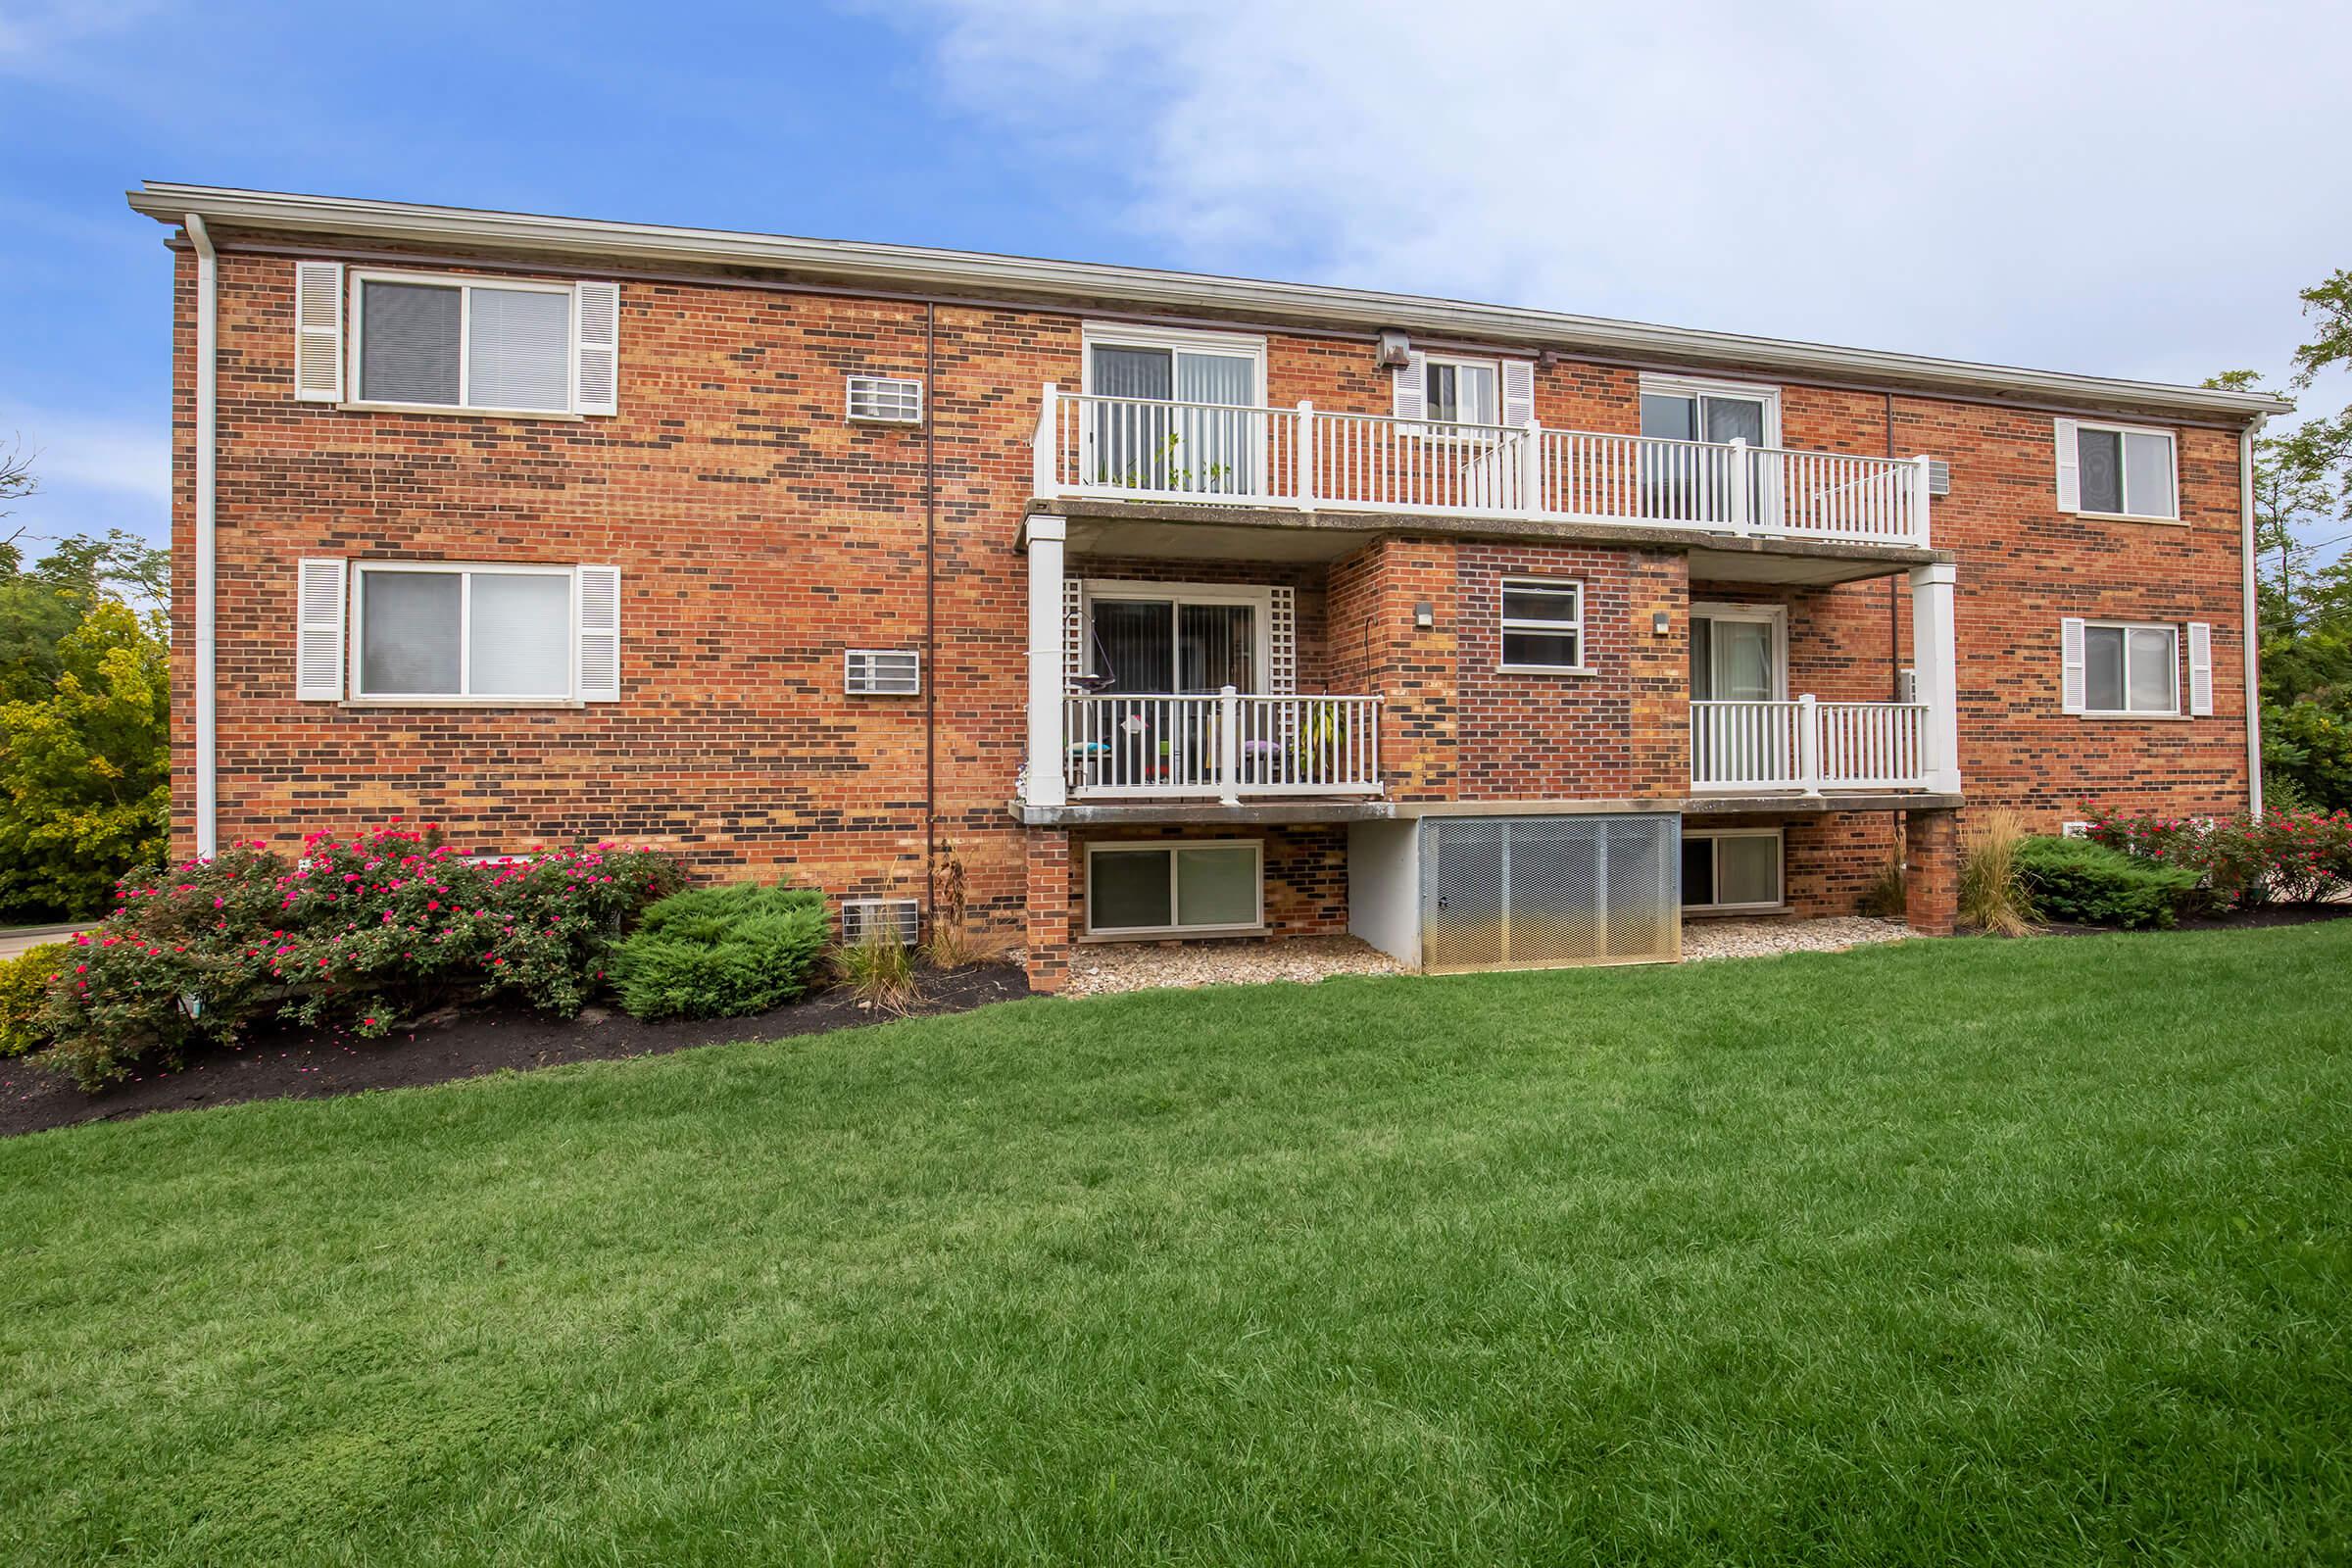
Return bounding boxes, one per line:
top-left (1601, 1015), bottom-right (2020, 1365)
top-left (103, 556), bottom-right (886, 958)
top-left (2079, 806), bottom-right (2352, 912)
top-left (0, 943), bottom-right (68, 1057)
top-left (36, 823), bottom-right (683, 1089)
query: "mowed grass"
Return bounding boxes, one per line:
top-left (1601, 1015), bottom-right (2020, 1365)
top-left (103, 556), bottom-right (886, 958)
top-left (4, 928), bottom-right (2350, 1565)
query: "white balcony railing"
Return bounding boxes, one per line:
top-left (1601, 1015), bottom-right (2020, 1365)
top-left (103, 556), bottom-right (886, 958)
top-left (1035, 386), bottom-right (1932, 547)
top-left (1690, 697), bottom-right (1932, 793)
top-left (1064, 689), bottom-right (1383, 802)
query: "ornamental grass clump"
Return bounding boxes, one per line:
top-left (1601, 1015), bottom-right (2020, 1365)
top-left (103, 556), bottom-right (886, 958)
top-left (836, 928), bottom-right (918, 1014)
top-left (608, 882), bottom-right (829, 1021)
top-left (1957, 808), bottom-right (2037, 937)
top-left (36, 824), bottom-right (683, 1089)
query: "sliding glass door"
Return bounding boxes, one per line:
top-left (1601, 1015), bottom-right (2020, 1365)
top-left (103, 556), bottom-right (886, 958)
top-left (1087, 595), bottom-right (1259, 789)
top-left (1088, 340), bottom-right (1259, 495)
top-left (1641, 385), bottom-right (1773, 522)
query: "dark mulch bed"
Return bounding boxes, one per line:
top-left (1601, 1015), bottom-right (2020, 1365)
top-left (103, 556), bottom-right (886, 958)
top-left (0, 963), bottom-right (1030, 1139)
top-left (2038, 901), bottom-right (2352, 937)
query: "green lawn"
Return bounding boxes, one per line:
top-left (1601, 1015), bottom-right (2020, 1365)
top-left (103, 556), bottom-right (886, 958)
top-left (4, 927), bottom-right (2349, 1565)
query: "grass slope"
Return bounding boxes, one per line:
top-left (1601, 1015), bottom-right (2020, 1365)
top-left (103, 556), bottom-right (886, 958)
top-left (3, 928), bottom-right (2349, 1565)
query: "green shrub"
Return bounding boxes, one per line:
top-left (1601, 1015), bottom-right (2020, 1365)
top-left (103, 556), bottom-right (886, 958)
top-left (610, 882), bottom-right (829, 1021)
top-left (38, 827), bottom-right (684, 1089)
top-left (0, 942), bottom-right (68, 1057)
top-left (2017, 836), bottom-right (2203, 929)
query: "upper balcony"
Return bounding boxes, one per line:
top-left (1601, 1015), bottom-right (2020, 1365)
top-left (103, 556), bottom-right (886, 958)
top-left (1032, 386), bottom-right (1933, 550)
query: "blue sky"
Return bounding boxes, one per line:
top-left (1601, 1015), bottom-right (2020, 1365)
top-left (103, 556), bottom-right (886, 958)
top-left (6, 0), bottom-right (2350, 561)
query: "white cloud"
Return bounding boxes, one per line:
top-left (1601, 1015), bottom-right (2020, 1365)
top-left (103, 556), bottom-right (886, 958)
top-left (881, 0), bottom-right (2352, 387)
top-left (0, 407), bottom-right (170, 505)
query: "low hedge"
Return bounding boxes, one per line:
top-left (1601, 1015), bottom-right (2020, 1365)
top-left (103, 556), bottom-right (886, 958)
top-left (2016, 835), bottom-right (2203, 930)
top-left (0, 943), bottom-right (68, 1058)
top-left (609, 882), bottom-right (830, 1021)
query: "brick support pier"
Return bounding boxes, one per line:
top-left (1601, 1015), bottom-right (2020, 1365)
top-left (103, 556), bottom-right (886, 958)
top-left (1903, 808), bottom-right (1960, 936)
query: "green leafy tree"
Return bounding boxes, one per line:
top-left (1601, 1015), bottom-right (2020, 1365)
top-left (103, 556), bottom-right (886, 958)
top-left (0, 447), bottom-right (173, 920)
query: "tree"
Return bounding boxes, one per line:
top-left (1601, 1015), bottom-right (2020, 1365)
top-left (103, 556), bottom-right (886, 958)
top-left (0, 449), bottom-right (173, 920)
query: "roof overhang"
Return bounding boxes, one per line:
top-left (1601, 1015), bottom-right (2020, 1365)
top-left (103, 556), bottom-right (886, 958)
top-left (128, 181), bottom-right (2293, 427)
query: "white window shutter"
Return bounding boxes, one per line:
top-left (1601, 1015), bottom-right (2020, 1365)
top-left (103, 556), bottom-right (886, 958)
top-left (1062, 579), bottom-right (1085, 688)
top-left (1392, 353), bottom-right (1427, 422)
top-left (1269, 586), bottom-right (1297, 695)
top-left (1501, 360), bottom-right (1536, 427)
top-left (575, 566), bottom-right (621, 701)
top-left (573, 281), bottom-right (619, 416)
top-left (2053, 417), bottom-right (2080, 513)
top-left (294, 262), bottom-right (344, 402)
top-left (2060, 617), bottom-right (2086, 714)
top-left (2187, 621), bottom-right (2214, 716)
top-left (296, 558), bottom-right (347, 700)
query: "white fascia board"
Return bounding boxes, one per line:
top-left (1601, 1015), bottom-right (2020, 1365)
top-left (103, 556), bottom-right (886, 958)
top-left (127, 182), bottom-right (2294, 425)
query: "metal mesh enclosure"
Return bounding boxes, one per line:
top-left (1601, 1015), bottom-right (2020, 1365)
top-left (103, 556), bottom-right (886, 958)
top-left (1420, 815), bottom-right (1679, 972)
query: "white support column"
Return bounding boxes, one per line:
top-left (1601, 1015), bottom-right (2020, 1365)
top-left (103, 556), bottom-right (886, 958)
top-left (1909, 453), bottom-right (1935, 548)
top-left (1795, 692), bottom-right (1822, 796)
top-left (1025, 514), bottom-right (1069, 808)
top-left (1725, 436), bottom-right (1750, 534)
top-left (1909, 561), bottom-right (1962, 794)
top-left (1297, 400), bottom-right (1316, 510)
top-left (1033, 383), bottom-right (1059, 498)
top-left (1519, 416), bottom-right (1544, 515)
top-left (1216, 684), bottom-right (1241, 807)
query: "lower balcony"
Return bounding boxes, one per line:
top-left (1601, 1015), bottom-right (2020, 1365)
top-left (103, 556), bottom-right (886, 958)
top-left (1690, 697), bottom-right (1936, 794)
top-left (1063, 691), bottom-right (1383, 804)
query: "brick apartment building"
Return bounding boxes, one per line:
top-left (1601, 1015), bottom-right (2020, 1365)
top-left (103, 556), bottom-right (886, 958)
top-left (128, 183), bottom-right (2284, 989)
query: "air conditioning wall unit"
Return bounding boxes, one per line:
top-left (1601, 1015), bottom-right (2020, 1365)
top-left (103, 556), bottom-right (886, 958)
top-left (840, 897), bottom-right (920, 947)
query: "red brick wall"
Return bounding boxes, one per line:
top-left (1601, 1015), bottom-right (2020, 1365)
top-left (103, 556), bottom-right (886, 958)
top-left (171, 238), bottom-right (2252, 953)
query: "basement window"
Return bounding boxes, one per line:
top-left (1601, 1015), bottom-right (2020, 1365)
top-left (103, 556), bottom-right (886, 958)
top-left (1086, 840), bottom-right (1262, 937)
top-left (1683, 829), bottom-right (1783, 912)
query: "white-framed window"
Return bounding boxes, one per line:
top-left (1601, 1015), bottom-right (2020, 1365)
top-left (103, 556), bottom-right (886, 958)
top-left (2058, 418), bottom-right (2177, 520)
top-left (846, 374), bottom-right (923, 424)
top-left (348, 270), bottom-right (612, 416)
top-left (1683, 828), bottom-right (1784, 912)
top-left (1638, 372), bottom-right (1781, 449)
top-left (2078, 620), bottom-right (2179, 715)
top-left (351, 563), bottom-right (588, 702)
top-left (1085, 839), bottom-right (1263, 937)
top-left (1498, 578), bottom-right (1585, 672)
top-left (1690, 603), bottom-right (1787, 702)
top-left (1424, 355), bottom-right (1500, 426)
top-left (1082, 581), bottom-right (1273, 694)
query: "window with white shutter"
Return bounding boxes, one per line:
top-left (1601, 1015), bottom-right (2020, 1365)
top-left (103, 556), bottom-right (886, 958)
top-left (347, 270), bottom-right (617, 416)
top-left (328, 562), bottom-right (615, 703)
top-left (2056, 418), bottom-right (2176, 519)
top-left (1391, 351), bottom-right (1428, 430)
top-left (2068, 618), bottom-right (2180, 716)
top-left (294, 262), bottom-right (345, 402)
top-left (296, 559), bottom-right (347, 699)
top-left (1500, 360), bottom-right (1536, 427)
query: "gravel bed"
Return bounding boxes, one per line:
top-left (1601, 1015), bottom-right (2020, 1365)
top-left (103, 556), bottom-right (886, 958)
top-left (1064, 935), bottom-right (1406, 997)
top-left (1680, 915), bottom-right (1909, 962)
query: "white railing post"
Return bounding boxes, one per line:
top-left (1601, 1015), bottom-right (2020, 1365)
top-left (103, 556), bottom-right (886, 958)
top-left (1520, 416), bottom-right (1544, 516)
top-left (1909, 562), bottom-right (1962, 793)
top-left (1033, 383), bottom-right (1059, 497)
top-left (1796, 692), bottom-right (1821, 795)
top-left (1298, 400), bottom-right (1316, 510)
top-left (1726, 436), bottom-right (1750, 534)
top-left (1023, 514), bottom-right (1068, 808)
top-left (1216, 685), bottom-right (1241, 806)
top-left (1909, 452), bottom-right (1935, 547)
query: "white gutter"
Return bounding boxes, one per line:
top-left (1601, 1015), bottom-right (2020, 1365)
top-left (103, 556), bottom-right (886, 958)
top-left (186, 213), bottom-right (218, 858)
top-left (2242, 419), bottom-right (2265, 815)
top-left (129, 182), bottom-right (2293, 425)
